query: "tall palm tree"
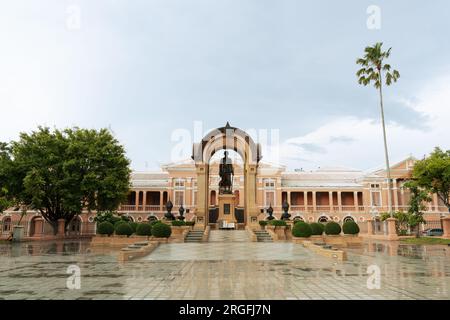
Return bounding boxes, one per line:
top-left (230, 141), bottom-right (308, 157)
top-left (356, 42), bottom-right (400, 217)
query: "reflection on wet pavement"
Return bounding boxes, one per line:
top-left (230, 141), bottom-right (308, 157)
top-left (0, 239), bottom-right (449, 300)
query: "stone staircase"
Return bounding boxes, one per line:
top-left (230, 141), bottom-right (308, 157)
top-left (185, 230), bottom-right (205, 243)
top-left (254, 230), bottom-right (273, 242)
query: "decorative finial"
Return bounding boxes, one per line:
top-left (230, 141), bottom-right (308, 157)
top-left (225, 121), bottom-right (231, 128)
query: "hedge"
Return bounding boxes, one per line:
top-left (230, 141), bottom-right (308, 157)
top-left (115, 223), bottom-right (133, 237)
top-left (259, 220), bottom-right (268, 226)
top-left (97, 221), bottom-right (114, 235)
top-left (342, 221), bottom-right (360, 235)
top-left (325, 221), bottom-right (342, 235)
top-left (292, 222), bottom-right (312, 238)
top-left (309, 222), bottom-right (325, 235)
top-left (152, 222), bottom-right (172, 238)
top-left (129, 222), bottom-right (138, 233)
top-left (114, 220), bottom-right (127, 228)
top-left (268, 220), bottom-right (287, 227)
top-left (136, 223), bottom-right (152, 236)
top-left (172, 220), bottom-right (186, 226)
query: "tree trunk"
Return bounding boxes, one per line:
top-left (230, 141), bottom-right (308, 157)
top-left (378, 73), bottom-right (393, 217)
top-left (49, 220), bottom-right (58, 235)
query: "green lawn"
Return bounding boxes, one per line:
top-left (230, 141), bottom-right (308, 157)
top-left (401, 237), bottom-right (450, 245)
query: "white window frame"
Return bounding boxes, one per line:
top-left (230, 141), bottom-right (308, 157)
top-left (174, 190), bottom-right (185, 206)
top-left (370, 190), bottom-right (382, 207)
top-left (264, 190), bottom-right (276, 207)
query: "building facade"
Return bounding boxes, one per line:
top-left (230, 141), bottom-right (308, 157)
top-left (1, 156), bottom-right (447, 239)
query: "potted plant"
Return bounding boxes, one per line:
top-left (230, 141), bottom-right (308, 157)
top-left (259, 220), bottom-right (268, 230)
top-left (268, 220), bottom-right (287, 240)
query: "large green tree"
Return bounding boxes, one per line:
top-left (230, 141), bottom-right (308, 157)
top-left (356, 43), bottom-right (400, 216)
top-left (0, 143), bottom-right (14, 213)
top-left (5, 127), bottom-right (131, 234)
top-left (411, 147), bottom-right (450, 213)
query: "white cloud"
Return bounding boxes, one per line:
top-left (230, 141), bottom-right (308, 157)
top-left (274, 73), bottom-right (450, 171)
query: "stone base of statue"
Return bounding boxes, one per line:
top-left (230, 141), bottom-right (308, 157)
top-left (217, 194), bottom-right (236, 228)
top-left (12, 225), bottom-right (24, 242)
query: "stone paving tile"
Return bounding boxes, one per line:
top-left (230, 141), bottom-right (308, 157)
top-left (1, 237), bottom-right (450, 300)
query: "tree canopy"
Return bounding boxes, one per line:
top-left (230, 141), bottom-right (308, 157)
top-left (1, 127), bottom-right (131, 233)
top-left (0, 143), bottom-right (14, 213)
top-left (356, 42), bottom-right (400, 88)
top-left (411, 147), bottom-right (450, 212)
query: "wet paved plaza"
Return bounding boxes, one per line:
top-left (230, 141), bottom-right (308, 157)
top-left (0, 231), bottom-right (449, 300)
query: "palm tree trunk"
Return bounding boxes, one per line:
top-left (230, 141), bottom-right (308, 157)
top-left (378, 73), bottom-right (393, 217)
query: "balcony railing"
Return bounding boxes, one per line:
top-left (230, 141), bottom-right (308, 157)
top-left (145, 205), bottom-right (161, 211)
top-left (119, 204), bottom-right (163, 212)
top-left (118, 204), bottom-right (448, 213)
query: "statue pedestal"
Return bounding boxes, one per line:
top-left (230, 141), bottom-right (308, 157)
top-left (218, 194), bottom-right (236, 226)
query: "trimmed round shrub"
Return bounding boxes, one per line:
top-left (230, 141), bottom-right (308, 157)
top-left (325, 221), bottom-right (342, 235)
top-left (152, 222), bottom-right (172, 238)
top-left (114, 220), bottom-right (127, 228)
top-left (309, 222), bottom-right (325, 235)
top-left (259, 220), bottom-right (268, 226)
top-left (268, 220), bottom-right (287, 227)
top-left (150, 220), bottom-right (162, 227)
top-left (97, 221), bottom-right (114, 235)
top-left (172, 220), bottom-right (186, 226)
top-left (129, 222), bottom-right (138, 233)
top-left (136, 223), bottom-right (152, 236)
top-left (292, 221), bottom-right (312, 238)
top-left (120, 215), bottom-right (131, 222)
top-left (115, 223), bottom-right (133, 237)
top-left (342, 221), bottom-right (360, 235)
top-left (185, 221), bottom-right (195, 226)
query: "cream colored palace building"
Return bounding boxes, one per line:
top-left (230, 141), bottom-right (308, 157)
top-left (0, 123), bottom-right (447, 238)
top-left (1, 156), bottom-right (447, 238)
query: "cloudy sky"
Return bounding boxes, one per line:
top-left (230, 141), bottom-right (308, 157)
top-left (0, 0), bottom-right (449, 171)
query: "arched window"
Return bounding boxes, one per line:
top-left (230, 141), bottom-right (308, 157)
top-left (318, 216), bottom-right (328, 223)
top-left (293, 216), bottom-right (304, 222)
top-left (343, 216), bottom-right (355, 223)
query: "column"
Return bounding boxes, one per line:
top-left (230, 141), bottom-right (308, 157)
top-left (366, 218), bottom-right (374, 235)
top-left (353, 191), bottom-right (358, 211)
top-left (34, 218), bottom-right (44, 237)
top-left (160, 191), bottom-right (163, 212)
top-left (393, 179), bottom-right (399, 211)
top-left (337, 191), bottom-right (342, 212)
top-left (57, 218), bottom-right (65, 237)
top-left (400, 186), bottom-right (405, 210)
top-left (312, 191), bottom-right (317, 212)
top-left (134, 191), bottom-right (139, 211)
top-left (287, 191), bottom-right (291, 204)
top-left (142, 191), bottom-right (147, 211)
top-left (245, 164), bottom-right (258, 224)
top-left (442, 217), bottom-right (450, 239)
top-left (433, 194), bottom-right (439, 212)
top-left (195, 164), bottom-right (208, 228)
top-left (329, 191), bottom-right (333, 211)
top-left (386, 217), bottom-right (399, 240)
top-left (303, 191), bottom-right (308, 210)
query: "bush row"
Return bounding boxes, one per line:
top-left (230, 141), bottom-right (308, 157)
top-left (96, 221), bottom-right (174, 238)
top-left (291, 220), bottom-right (360, 238)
